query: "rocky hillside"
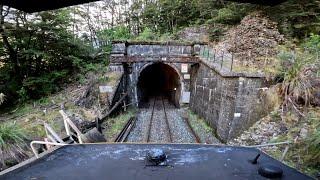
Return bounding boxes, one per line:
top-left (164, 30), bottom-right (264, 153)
top-left (213, 12), bottom-right (285, 73)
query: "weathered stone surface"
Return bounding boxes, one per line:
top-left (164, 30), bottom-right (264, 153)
top-left (190, 63), bottom-right (267, 142)
top-left (177, 26), bottom-right (209, 42)
top-left (110, 42), bottom-right (200, 63)
top-left (111, 43), bottom-right (126, 54)
top-left (110, 42), bottom-right (268, 142)
top-left (127, 45), bottom-right (192, 57)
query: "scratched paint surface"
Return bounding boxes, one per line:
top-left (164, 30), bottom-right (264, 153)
top-left (2, 144), bottom-right (311, 180)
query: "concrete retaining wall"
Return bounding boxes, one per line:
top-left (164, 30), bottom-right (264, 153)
top-left (190, 63), bottom-right (266, 142)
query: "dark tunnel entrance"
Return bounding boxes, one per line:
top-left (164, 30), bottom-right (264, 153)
top-left (138, 63), bottom-right (181, 108)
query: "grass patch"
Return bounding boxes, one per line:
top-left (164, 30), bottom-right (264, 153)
top-left (0, 122), bottom-right (28, 169)
top-left (186, 109), bottom-right (219, 143)
top-left (264, 108), bottom-right (320, 178)
top-left (103, 109), bottom-right (136, 141)
top-left (188, 111), bottom-right (214, 134)
top-left (12, 104), bottom-right (34, 117)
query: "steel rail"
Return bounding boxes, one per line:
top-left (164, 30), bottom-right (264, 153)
top-left (146, 98), bottom-right (156, 142)
top-left (183, 117), bottom-right (201, 143)
top-left (114, 117), bottom-right (136, 142)
top-left (161, 97), bottom-right (173, 143)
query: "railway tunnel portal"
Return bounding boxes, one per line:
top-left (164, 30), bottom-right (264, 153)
top-left (109, 41), bottom-right (267, 142)
top-left (138, 62), bottom-right (182, 108)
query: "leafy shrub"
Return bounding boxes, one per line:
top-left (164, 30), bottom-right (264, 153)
top-left (17, 87), bottom-right (29, 103)
top-left (22, 70), bottom-right (69, 99)
top-left (112, 26), bottom-right (132, 40)
top-left (215, 8), bottom-right (236, 23)
top-left (303, 34), bottom-right (320, 54)
top-left (159, 33), bottom-right (174, 41)
top-left (0, 122), bottom-right (28, 169)
top-left (277, 37), bottom-right (319, 113)
top-left (136, 27), bottom-right (159, 41)
top-left (83, 63), bottom-right (100, 73)
top-left (207, 25), bottom-right (225, 41)
top-left (212, 4), bottom-right (248, 25)
top-left (97, 26), bottom-right (132, 52)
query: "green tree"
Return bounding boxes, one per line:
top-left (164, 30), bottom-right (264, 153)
top-left (0, 7), bottom-right (95, 105)
top-left (97, 25), bottom-right (132, 52)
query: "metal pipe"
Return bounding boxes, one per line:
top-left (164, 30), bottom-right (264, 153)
top-left (246, 141), bottom-right (291, 148)
top-left (30, 141), bottom-right (67, 158)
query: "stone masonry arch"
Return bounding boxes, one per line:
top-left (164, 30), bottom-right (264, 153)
top-left (137, 62), bottom-right (185, 107)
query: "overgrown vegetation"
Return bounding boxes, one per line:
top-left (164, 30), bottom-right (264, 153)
top-left (277, 34), bottom-right (320, 112)
top-left (0, 0), bottom-right (319, 175)
top-left (1, 0), bottom-right (319, 108)
top-left (187, 110), bottom-right (219, 144)
top-left (102, 109), bottom-right (136, 141)
top-left (264, 34), bottom-right (320, 176)
top-left (265, 0), bottom-right (320, 39)
top-left (0, 122), bottom-right (28, 170)
top-left (0, 6), bottom-right (103, 108)
top-left (266, 108), bottom-right (320, 176)
top-left (97, 25), bottom-right (132, 52)
top-left (304, 109), bottom-right (320, 168)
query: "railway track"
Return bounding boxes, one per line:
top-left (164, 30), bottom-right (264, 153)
top-left (162, 99), bottom-right (201, 143)
top-left (114, 116), bottom-right (137, 143)
top-left (146, 98), bottom-right (156, 142)
top-left (146, 97), bottom-right (173, 143)
top-left (118, 96), bottom-right (200, 144)
top-left (161, 97), bottom-right (173, 142)
top-left (183, 117), bottom-right (201, 143)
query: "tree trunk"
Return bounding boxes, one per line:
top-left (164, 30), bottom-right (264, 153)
top-left (0, 6), bottom-right (20, 77)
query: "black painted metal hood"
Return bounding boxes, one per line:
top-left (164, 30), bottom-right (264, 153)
top-left (1, 144), bottom-right (311, 180)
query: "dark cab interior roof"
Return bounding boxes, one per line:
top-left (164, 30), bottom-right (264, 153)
top-left (2, 0), bottom-right (287, 13)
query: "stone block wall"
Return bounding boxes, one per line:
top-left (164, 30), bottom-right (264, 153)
top-left (127, 45), bottom-right (193, 57)
top-left (190, 63), bottom-right (266, 142)
top-left (109, 41), bottom-right (267, 142)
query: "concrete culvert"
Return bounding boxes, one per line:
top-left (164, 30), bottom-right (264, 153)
top-left (137, 63), bottom-right (181, 108)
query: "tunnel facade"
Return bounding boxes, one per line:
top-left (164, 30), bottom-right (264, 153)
top-left (110, 41), bottom-right (267, 142)
top-left (137, 63), bottom-right (181, 107)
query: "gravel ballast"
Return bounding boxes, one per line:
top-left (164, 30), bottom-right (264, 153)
top-left (127, 97), bottom-right (220, 144)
